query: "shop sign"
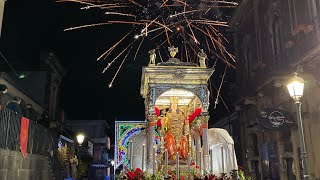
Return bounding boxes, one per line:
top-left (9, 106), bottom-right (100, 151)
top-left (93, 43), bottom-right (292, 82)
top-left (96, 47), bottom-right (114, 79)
top-left (257, 108), bottom-right (295, 130)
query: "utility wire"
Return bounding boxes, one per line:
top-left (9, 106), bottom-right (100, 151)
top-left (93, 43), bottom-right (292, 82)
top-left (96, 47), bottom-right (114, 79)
top-left (0, 51), bottom-right (19, 77)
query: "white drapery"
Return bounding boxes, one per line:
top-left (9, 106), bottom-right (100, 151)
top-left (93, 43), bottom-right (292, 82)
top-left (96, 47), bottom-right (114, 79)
top-left (131, 132), bottom-right (147, 170)
top-left (207, 128), bottom-right (238, 176)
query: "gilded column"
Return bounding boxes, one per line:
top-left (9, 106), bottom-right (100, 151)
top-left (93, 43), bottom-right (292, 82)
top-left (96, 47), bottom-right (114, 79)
top-left (200, 114), bottom-right (210, 173)
top-left (147, 113), bottom-right (157, 173)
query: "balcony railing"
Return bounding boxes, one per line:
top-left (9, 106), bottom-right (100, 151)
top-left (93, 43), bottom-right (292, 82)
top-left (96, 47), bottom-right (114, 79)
top-left (0, 107), bottom-right (52, 155)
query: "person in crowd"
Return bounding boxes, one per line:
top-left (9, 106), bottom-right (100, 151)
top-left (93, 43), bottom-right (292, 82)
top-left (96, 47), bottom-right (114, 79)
top-left (39, 109), bottom-right (50, 127)
top-left (6, 96), bottom-right (23, 115)
top-left (0, 84), bottom-right (8, 109)
top-left (26, 103), bottom-right (37, 121)
top-left (70, 155), bottom-right (79, 179)
top-left (20, 99), bottom-right (28, 117)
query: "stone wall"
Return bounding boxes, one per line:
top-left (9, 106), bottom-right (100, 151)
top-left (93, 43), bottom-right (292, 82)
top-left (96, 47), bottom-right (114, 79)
top-left (0, 148), bottom-right (52, 180)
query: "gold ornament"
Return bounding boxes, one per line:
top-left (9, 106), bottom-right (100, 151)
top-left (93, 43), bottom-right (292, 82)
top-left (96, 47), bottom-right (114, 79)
top-left (170, 96), bottom-right (179, 104)
top-left (168, 46), bottom-right (178, 58)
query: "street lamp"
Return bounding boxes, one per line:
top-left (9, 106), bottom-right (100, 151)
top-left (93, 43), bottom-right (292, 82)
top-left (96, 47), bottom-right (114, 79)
top-left (287, 73), bottom-right (308, 179)
top-left (76, 134), bottom-right (85, 179)
top-left (111, 160), bottom-right (115, 180)
top-left (77, 134), bottom-right (85, 146)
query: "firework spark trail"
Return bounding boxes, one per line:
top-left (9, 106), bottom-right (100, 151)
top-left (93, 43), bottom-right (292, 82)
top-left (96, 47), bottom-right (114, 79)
top-left (101, 5), bottom-right (133, 9)
top-left (208, 25), bottom-right (236, 63)
top-left (142, 19), bottom-right (173, 32)
top-left (214, 65), bottom-right (227, 109)
top-left (64, 22), bottom-right (112, 31)
top-left (80, 4), bottom-right (119, 9)
top-left (133, 36), bottom-right (145, 61)
top-left (151, 30), bottom-right (165, 40)
top-left (102, 40), bottom-right (135, 73)
top-left (185, 19), bottom-right (199, 44)
top-left (160, 0), bottom-right (169, 7)
top-left (128, 0), bottom-right (143, 7)
top-left (205, 37), bottom-right (211, 53)
top-left (205, 27), bottom-right (217, 50)
top-left (159, 30), bottom-right (180, 48)
top-left (105, 12), bottom-right (136, 18)
top-left (141, 16), bottom-right (160, 34)
top-left (169, 9), bottom-right (203, 18)
top-left (201, 0), bottom-right (238, 5)
top-left (157, 47), bottom-right (164, 62)
top-left (209, 78), bottom-right (229, 111)
top-left (109, 45), bottom-right (133, 88)
top-left (97, 30), bottom-right (133, 61)
top-left (56, 0), bottom-right (95, 6)
top-left (61, 0), bottom-right (238, 88)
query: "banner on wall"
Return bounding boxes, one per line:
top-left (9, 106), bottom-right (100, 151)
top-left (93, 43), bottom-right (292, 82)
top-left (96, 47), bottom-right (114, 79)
top-left (257, 108), bottom-right (295, 131)
top-left (20, 117), bottom-right (30, 158)
top-left (88, 141), bottom-right (94, 156)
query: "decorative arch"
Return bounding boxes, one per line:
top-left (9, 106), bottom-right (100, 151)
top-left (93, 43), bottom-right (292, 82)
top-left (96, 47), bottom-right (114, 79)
top-left (114, 121), bottom-right (160, 169)
top-left (148, 84), bottom-right (210, 112)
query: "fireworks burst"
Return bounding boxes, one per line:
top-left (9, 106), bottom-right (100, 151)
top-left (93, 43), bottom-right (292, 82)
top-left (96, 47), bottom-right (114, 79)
top-left (59, 0), bottom-right (238, 92)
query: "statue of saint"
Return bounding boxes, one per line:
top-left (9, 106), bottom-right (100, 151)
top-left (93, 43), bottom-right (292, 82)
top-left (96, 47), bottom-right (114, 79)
top-left (148, 49), bottom-right (156, 66)
top-left (198, 49), bottom-right (207, 68)
top-left (164, 97), bottom-right (189, 161)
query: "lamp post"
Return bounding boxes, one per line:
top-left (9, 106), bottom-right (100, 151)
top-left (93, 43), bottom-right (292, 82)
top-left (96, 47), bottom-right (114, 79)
top-left (76, 134), bottom-right (85, 179)
top-left (287, 73), bottom-right (308, 179)
top-left (77, 134), bottom-right (85, 146)
top-left (111, 160), bottom-right (115, 180)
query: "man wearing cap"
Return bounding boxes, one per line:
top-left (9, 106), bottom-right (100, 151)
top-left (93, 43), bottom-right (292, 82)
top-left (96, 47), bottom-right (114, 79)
top-left (0, 84), bottom-right (8, 110)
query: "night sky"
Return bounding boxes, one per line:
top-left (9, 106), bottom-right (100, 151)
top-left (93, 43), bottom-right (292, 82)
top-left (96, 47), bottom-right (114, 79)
top-left (0, 0), bottom-right (236, 130)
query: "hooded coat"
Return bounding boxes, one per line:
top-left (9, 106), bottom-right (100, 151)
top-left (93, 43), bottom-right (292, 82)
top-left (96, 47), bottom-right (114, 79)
top-left (6, 100), bottom-right (23, 115)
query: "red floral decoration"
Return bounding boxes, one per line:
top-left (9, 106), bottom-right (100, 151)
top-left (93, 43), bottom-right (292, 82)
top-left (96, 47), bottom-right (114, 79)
top-left (126, 171), bottom-right (135, 180)
top-left (154, 107), bottom-right (160, 116)
top-left (156, 119), bottom-right (162, 127)
top-left (188, 108), bottom-right (202, 123)
top-left (135, 168), bottom-right (143, 175)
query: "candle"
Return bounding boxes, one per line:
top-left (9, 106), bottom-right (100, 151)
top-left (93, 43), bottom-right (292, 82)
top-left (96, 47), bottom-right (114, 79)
top-left (176, 152), bottom-right (179, 180)
top-left (165, 149), bottom-right (168, 178)
top-left (130, 141), bottom-right (133, 169)
top-left (210, 148), bottom-right (213, 174)
top-left (187, 153), bottom-right (191, 175)
top-left (221, 144), bottom-right (224, 173)
top-left (199, 151), bottom-right (202, 176)
top-left (232, 144), bottom-right (236, 170)
top-left (152, 146), bottom-right (156, 174)
top-left (142, 144), bottom-right (145, 171)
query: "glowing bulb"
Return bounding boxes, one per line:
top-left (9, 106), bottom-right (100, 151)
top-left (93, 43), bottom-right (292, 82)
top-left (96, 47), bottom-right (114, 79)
top-left (176, 27), bottom-right (181, 31)
top-left (134, 35), bottom-right (139, 39)
top-left (169, 15), bottom-right (173, 18)
top-left (109, 83), bottom-right (112, 88)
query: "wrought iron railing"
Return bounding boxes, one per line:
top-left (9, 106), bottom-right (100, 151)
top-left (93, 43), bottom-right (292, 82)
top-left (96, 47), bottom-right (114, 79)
top-left (0, 107), bottom-right (66, 180)
top-left (0, 107), bottom-right (52, 155)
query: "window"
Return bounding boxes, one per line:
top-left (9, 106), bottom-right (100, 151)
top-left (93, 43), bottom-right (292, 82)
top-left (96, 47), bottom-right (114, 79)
top-left (270, 16), bottom-right (282, 66)
top-left (250, 133), bottom-right (260, 156)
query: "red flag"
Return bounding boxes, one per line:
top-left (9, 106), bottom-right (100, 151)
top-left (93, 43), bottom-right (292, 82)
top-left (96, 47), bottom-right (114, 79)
top-left (20, 117), bottom-right (30, 158)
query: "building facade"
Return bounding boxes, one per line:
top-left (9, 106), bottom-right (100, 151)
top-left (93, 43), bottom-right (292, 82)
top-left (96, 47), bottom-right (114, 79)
top-left (67, 120), bottom-right (110, 163)
top-left (227, 0), bottom-right (320, 179)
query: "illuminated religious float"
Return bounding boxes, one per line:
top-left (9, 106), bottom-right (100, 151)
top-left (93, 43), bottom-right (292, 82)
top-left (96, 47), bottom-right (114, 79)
top-left (114, 47), bottom-right (239, 179)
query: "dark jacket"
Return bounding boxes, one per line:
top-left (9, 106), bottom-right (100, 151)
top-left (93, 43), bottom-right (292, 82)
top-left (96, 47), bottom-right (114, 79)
top-left (6, 101), bottom-right (23, 115)
top-left (0, 92), bottom-right (5, 107)
top-left (26, 107), bottom-right (37, 121)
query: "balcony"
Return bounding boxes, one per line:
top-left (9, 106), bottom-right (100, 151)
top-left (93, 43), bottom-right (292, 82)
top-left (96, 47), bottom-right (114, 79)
top-left (0, 107), bottom-right (52, 154)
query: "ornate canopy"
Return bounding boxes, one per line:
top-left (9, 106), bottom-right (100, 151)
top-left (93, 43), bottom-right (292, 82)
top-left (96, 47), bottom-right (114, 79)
top-left (140, 48), bottom-right (214, 114)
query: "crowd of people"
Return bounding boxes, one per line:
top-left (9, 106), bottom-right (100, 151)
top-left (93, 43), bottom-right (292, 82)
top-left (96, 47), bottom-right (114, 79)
top-left (0, 83), bottom-right (50, 127)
